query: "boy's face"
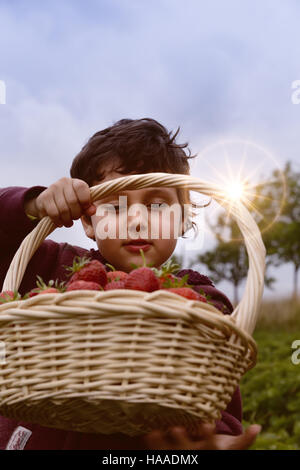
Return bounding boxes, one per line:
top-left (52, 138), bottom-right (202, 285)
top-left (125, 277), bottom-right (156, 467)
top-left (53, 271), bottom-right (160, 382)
top-left (81, 168), bottom-right (183, 272)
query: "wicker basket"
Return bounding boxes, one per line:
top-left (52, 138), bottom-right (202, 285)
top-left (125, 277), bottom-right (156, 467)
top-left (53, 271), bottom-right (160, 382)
top-left (0, 173), bottom-right (265, 436)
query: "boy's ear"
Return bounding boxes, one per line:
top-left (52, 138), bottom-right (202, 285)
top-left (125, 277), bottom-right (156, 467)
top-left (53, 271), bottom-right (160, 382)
top-left (80, 214), bottom-right (96, 241)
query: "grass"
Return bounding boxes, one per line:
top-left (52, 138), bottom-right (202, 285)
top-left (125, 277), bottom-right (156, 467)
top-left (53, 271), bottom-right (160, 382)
top-left (240, 299), bottom-right (300, 450)
top-left (256, 297), bottom-right (300, 330)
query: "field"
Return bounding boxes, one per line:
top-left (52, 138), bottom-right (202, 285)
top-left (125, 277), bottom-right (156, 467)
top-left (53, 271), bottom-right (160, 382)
top-left (240, 298), bottom-right (300, 450)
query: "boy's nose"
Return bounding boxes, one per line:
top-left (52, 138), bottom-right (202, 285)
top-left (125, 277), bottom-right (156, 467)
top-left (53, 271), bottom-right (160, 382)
top-left (127, 214), bottom-right (149, 237)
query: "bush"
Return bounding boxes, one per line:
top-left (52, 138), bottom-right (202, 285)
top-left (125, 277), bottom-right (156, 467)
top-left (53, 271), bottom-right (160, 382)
top-left (240, 306), bottom-right (300, 450)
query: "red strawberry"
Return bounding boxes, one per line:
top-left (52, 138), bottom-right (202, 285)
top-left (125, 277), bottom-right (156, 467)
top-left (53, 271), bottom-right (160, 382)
top-left (29, 290), bottom-right (39, 298)
top-left (66, 280), bottom-right (102, 292)
top-left (0, 290), bottom-right (18, 303)
top-left (28, 275), bottom-right (65, 297)
top-left (153, 259), bottom-right (192, 289)
top-left (0, 290), bottom-right (14, 299)
top-left (124, 267), bottom-right (160, 292)
top-left (38, 288), bottom-right (59, 295)
top-left (66, 257), bottom-right (107, 287)
top-left (163, 287), bottom-right (208, 302)
top-left (158, 273), bottom-right (179, 288)
top-left (107, 271), bottom-right (129, 283)
top-left (104, 280), bottom-right (126, 290)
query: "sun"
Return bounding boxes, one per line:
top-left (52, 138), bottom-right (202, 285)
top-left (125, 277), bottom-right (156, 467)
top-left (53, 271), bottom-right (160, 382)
top-left (224, 180), bottom-right (245, 202)
top-left (193, 139), bottom-right (287, 241)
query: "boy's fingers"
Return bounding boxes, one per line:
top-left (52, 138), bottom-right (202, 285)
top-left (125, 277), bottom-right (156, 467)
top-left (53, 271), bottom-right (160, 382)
top-left (53, 187), bottom-right (73, 227)
top-left (85, 206), bottom-right (97, 218)
top-left (164, 427), bottom-right (190, 448)
top-left (41, 197), bottom-right (63, 227)
top-left (143, 423), bottom-right (213, 451)
top-left (226, 425), bottom-right (261, 450)
top-left (188, 422), bottom-right (215, 441)
top-left (34, 196), bottom-right (47, 220)
top-left (63, 183), bottom-right (83, 220)
top-left (142, 430), bottom-right (166, 449)
top-left (85, 204), bottom-right (97, 217)
top-left (72, 179), bottom-right (92, 206)
top-left (72, 179), bottom-right (96, 217)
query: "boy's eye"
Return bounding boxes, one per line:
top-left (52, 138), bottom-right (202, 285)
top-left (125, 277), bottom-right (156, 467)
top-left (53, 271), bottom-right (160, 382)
top-left (106, 204), bottom-right (126, 212)
top-left (149, 202), bottom-right (167, 210)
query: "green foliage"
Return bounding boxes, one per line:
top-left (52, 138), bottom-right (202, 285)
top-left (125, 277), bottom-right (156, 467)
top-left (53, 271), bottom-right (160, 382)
top-left (241, 316), bottom-right (300, 450)
top-left (255, 161), bottom-right (300, 298)
top-left (194, 240), bottom-right (248, 304)
top-left (170, 253), bottom-right (184, 270)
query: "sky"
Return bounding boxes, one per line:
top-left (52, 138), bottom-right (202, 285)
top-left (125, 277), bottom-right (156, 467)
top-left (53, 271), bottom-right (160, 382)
top-left (0, 0), bottom-right (299, 304)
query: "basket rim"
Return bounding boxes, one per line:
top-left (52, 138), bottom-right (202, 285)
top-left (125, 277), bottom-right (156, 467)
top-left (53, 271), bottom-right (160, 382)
top-left (2, 172), bottom-right (266, 337)
top-left (0, 288), bottom-right (258, 368)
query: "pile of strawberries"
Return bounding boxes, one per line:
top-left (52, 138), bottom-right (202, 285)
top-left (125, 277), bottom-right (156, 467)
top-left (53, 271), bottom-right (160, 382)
top-left (0, 251), bottom-right (210, 304)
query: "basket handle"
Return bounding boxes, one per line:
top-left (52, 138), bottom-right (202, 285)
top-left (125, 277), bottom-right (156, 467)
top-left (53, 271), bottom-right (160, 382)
top-left (2, 173), bottom-right (266, 336)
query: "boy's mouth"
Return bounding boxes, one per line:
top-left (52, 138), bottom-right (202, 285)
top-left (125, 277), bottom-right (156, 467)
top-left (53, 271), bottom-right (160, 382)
top-left (123, 239), bottom-right (152, 253)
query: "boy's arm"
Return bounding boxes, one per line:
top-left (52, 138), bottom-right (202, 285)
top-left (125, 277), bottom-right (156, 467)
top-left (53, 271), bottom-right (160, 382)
top-left (0, 186), bottom-right (47, 290)
top-left (0, 186), bottom-right (47, 246)
top-left (0, 180), bottom-right (96, 294)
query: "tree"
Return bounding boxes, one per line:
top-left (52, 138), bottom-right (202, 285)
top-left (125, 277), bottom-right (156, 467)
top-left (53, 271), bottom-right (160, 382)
top-left (194, 240), bottom-right (248, 306)
top-left (193, 217), bottom-right (275, 305)
top-left (192, 175), bottom-right (279, 305)
top-left (260, 162), bottom-right (300, 299)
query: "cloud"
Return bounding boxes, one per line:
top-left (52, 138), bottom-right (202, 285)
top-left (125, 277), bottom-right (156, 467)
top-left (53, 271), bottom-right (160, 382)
top-left (1, 0), bottom-right (299, 299)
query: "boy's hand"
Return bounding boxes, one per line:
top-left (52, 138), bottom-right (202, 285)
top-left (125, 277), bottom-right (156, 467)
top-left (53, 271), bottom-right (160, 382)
top-left (24, 178), bottom-right (96, 227)
top-left (140, 422), bottom-right (261, 450)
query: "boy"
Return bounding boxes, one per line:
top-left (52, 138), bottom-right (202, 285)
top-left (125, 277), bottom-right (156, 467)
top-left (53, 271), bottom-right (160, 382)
top-left (0, 118), bottom-right (260, 450)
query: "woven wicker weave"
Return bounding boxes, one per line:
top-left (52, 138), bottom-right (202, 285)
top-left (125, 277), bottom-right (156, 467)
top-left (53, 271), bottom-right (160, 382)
top-left (0, 173), bottom-right (265, 436)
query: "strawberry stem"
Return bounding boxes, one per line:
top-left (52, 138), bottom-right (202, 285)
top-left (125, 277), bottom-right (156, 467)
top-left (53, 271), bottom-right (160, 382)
top-left (105, 263), bottom-right (116, 271)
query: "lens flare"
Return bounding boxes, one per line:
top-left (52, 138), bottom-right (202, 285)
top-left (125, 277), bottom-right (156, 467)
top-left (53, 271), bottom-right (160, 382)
top-left (191, 139), bottom-right (287, 243)
top-left (224, 180), bottom-right (245, 202)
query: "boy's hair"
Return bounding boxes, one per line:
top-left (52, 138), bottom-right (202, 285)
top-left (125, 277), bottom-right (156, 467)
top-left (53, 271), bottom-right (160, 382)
top-left (70, 118), bottom-right (203, 237)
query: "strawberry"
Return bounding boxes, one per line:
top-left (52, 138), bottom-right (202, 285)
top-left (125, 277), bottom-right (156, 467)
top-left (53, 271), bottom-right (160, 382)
top-left (65, 256), bottom-right (107, 287)
top-left (0, 290), bottom-right (14, 300)
top-left (104, 280), bottom-right (126, 290)
top-left (153, 259), bottom-right (192, 289)
top-left (124, 267), bottom-right (160, 292)
top-left (159, 273), bottom-right (190, 288)
top-left (66, 280), bottom-right (102, 292)
top-left (163, 287), bottom-right (208, 302)
top-left (0, 290), bottom-right (21, 303)
top-left (105, 264), bottom-right (129, 283)
top-left (38, 288), bottom-right (59, 295)
top-left (107, 272), bottom-right (129, 283)
top-left (27, 276), bottom-right (66, 297)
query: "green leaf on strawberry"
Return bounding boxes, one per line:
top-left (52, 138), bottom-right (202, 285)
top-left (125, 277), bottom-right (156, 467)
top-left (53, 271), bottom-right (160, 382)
top-left (64, 256), bottom-right (92, 277)
top-left (0, 290), bottom-right (22, 303)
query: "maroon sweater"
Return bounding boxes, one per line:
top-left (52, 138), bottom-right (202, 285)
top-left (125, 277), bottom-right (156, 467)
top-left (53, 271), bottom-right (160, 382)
top-left (0, 186), bottom-right (243, 450)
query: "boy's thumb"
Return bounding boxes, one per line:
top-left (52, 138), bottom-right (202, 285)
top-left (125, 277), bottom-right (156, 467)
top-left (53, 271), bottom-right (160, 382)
top-left (248, 424), bottom-right (262, 435)
top-left (229, 424), bottom-right (261, 450)
top-left (84, 205), bottom-right (96, 217)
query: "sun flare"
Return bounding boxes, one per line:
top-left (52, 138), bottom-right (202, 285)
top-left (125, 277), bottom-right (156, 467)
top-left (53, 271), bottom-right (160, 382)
top-left (224, 180), bottom-right (245, 202)
top-left (194, 139), bottom-right (287, 241)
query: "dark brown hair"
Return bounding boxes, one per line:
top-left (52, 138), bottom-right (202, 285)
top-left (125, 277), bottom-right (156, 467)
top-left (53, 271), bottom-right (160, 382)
top-left (70, 118), bottom-right (203, 237)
